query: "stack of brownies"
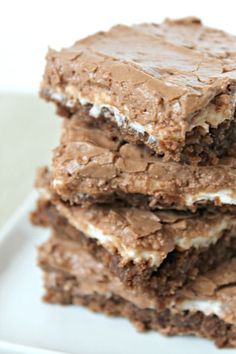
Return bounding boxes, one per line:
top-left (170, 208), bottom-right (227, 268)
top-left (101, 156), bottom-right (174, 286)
top-left (31, 17), bottom-right (236, 347)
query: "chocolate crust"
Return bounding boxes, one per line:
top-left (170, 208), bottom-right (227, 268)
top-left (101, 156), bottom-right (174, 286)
top-left (41, 17), bottom-right (236, 162)
top-left (50, 115), bottom-right (236, 211)
top-left (31, 198), bottom-right (236, 302)
top-left (43, 269), bottom-right (236, 348)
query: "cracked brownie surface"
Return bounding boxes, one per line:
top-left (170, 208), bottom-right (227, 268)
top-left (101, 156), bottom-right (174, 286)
top-left (41, 17), bottom-right (236, 162)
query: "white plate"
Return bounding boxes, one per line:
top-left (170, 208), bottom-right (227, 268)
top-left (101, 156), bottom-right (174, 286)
top-left (0, 192), bottom-right (235, 354)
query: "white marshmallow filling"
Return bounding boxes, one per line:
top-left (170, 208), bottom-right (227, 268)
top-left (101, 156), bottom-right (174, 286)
top-left (55, 202), bottom-right (234, 267)
top-left (47, 87), bottom-right (235, 148)
top-left (185, 190), bottom-right (236, 207)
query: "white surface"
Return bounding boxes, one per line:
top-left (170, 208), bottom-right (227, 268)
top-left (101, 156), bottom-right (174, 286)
top-left (1, 0), bottom-right (236, 93)
top-left (0, 193), bottom-right (235, 354)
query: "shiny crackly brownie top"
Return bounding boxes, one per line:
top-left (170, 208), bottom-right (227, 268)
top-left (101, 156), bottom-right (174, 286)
top-left (41, 17), bottom-right (236, 160)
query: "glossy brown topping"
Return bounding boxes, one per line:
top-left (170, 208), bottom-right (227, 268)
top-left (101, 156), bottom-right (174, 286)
top-left (36, 173), bottom-right (236, 268)
top-left (179, 258), bottom-right (236, 324)
top-left (55, 200), bottom-right (236, 253)
top-left (41, 17), bottom-right (236, 160)
top-left (39, 236), bottom-right (159, 310)
top-left (40, 235), bottom-right (236, 324)
top-left (51, 115), bottom-right (236, 210)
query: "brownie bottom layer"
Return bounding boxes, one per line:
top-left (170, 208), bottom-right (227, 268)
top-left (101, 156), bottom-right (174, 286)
top-left (43, 269), bottom-right (236, 348)
top-left (32, 198), bottom-right (236, 304)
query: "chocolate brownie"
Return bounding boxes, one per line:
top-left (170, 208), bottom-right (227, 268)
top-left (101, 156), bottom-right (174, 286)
top-left (39, 235), bottom-right (236, 347)
top-left (31, 196), bottom-right (236, 306)
top-left (40, 17), bottom-right (236, 163)
top-left (50, 114), bottom-right (236, 211)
